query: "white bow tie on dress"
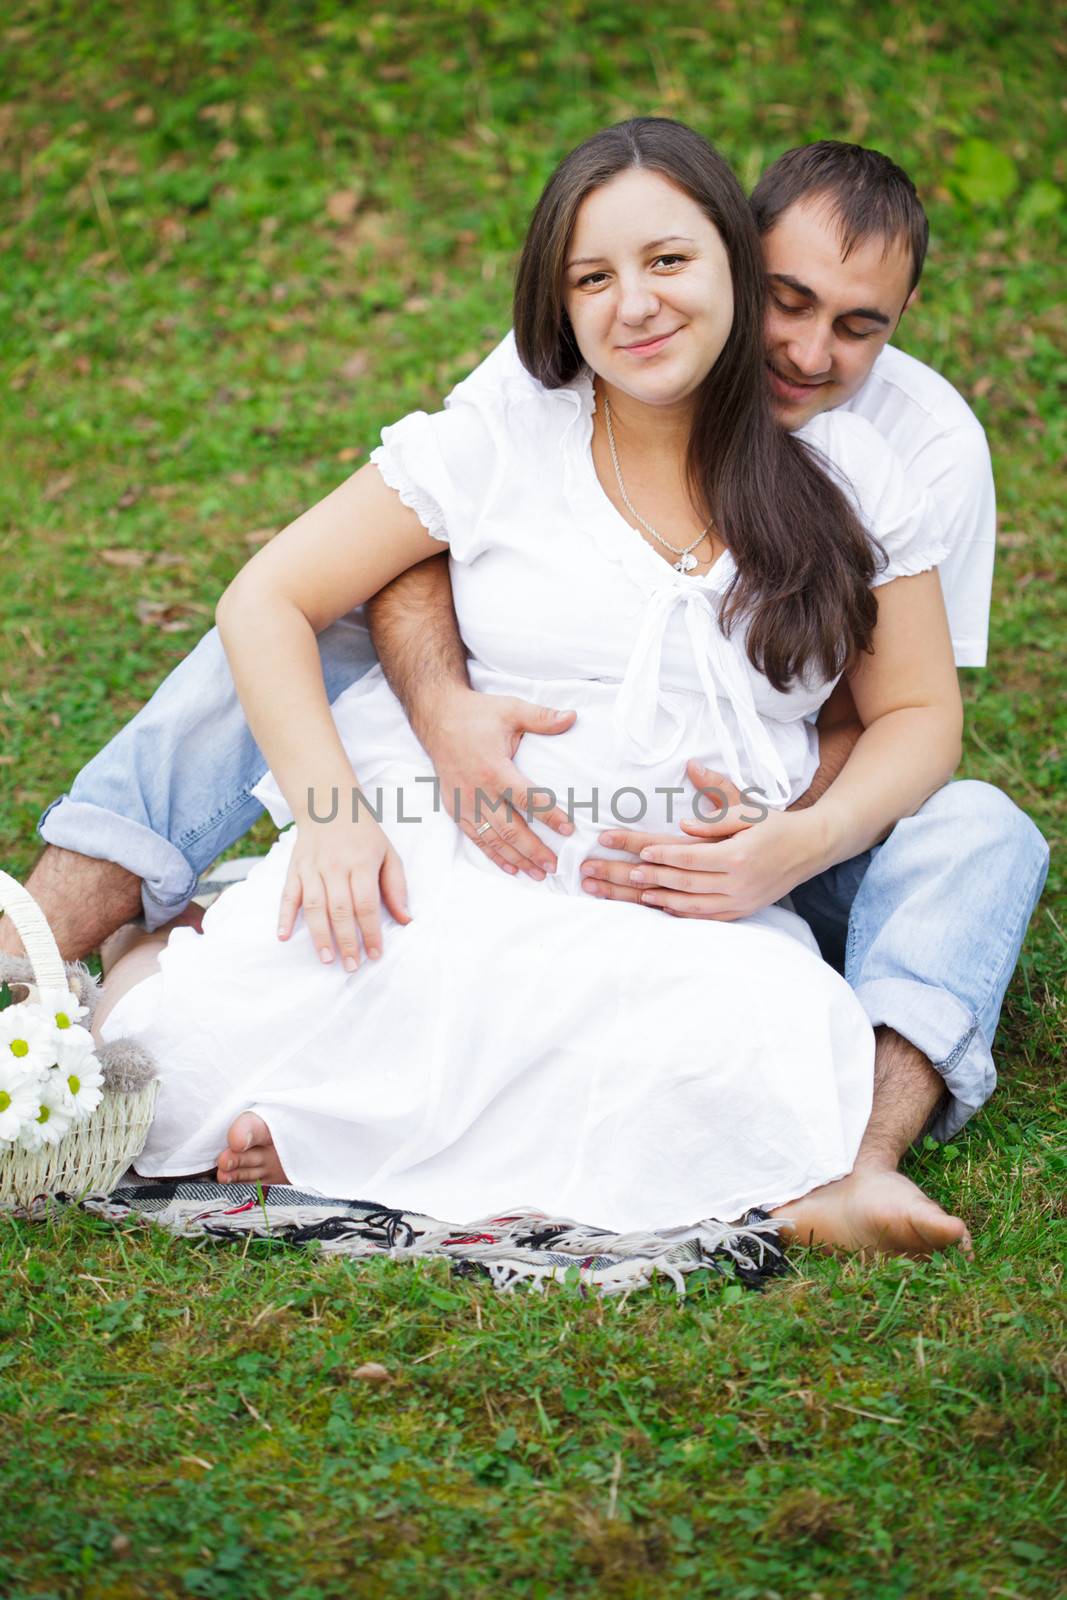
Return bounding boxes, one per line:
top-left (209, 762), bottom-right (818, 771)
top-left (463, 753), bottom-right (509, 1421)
top-left (612, 583), bottom-right (793, 808)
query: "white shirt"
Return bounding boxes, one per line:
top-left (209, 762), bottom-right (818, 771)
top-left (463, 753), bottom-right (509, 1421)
top-left (363, 362), bottom-right (946, 824)
top-left (842, 344), bottom-right (995, 666)
top-left (453, 334), bottom-right (995, 668)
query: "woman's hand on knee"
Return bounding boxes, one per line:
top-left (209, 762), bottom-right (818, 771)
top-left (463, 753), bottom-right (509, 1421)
top-left (277, 817), bottom-right (411, 969)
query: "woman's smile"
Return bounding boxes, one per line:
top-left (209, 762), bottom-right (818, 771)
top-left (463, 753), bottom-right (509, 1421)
top-left (619, 326), bottom-right (683, 357)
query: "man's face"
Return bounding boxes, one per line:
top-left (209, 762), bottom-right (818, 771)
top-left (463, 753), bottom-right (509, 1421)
top-left (760, 197), bottom-right (916, 428)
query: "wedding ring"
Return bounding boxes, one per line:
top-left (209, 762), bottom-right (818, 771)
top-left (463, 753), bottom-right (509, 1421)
top-left (474, 822), bottom-right (493, 837)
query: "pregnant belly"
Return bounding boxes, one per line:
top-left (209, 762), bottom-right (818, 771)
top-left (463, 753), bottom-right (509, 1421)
top-left (252, 661), bottom-right (810, 896)
top-left (468, 666), bottom-right (740, 893)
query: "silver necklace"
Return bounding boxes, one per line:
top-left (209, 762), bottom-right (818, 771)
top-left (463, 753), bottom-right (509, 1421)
top-left (602, 391), bottom-right (713, 574)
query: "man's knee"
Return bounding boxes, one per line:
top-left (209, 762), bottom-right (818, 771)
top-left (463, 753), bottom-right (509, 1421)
top-left (917, 780), bottom-right (1049, 882)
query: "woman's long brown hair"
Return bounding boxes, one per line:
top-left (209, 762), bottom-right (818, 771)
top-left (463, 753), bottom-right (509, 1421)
top-left (513, 118), bottom-right (881, 692)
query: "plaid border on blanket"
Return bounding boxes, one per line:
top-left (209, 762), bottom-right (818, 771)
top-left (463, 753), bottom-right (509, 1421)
top-left (74, 1182), bottom-right (790, 1296)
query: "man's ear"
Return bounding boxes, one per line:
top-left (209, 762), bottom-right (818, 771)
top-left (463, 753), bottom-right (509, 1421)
top-left (900, 286), bottom-right (919, 318)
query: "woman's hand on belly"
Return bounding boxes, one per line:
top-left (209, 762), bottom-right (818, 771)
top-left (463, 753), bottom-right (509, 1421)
top-left (417, 684), bottom-right (577, 880)
top-left (579, 762), bottom-right (825, 921)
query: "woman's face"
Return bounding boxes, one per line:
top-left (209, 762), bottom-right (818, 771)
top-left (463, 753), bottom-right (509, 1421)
top-left (562, 168), bottom-right (734, 410)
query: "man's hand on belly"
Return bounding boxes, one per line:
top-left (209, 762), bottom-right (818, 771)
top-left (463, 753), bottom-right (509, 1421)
top-left (579, 760), bottom-right (826, 921)
top-left (420, 684), bottom-right (577, 880)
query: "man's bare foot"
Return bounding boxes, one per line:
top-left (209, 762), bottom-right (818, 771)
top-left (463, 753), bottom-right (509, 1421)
top-left (216, 1111), bottom-right (289, 1186)
top-left (770, 1164), bottom-right (973, 1260)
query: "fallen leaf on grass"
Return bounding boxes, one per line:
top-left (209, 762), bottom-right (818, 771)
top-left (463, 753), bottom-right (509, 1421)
top-left (135, 598), bottom-right (212, 632)
top-left (351, 1362), bottom-right (391, 1384)
top-left (42, 471), bottom-right (77, 502)
top-left (155, 217), bottom-right (187, 246)
top-left (100, 547), bottom-right (149, 568)
top-left (198, 103), bottom-right (234, 127)
top-left (339, 351), bottom-right (370, 381)
top-left (243, 527), bottom-right (277, 547)
top-left (336, 447), bottom-right (362, 463)
top-left (16, 625), bottom-right (45, 660)
top-left (115, 485), bottom-right (143, 510)
top-left (326, 187), bottom-right (363, 224)
top-left (132, 105), bottom-right (155, 127)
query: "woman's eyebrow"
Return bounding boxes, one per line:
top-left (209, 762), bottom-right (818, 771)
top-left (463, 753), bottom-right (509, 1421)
top-left (768, 272), bottom-right (891, 326)
top-left (567, 234), bottom-right (697, 269)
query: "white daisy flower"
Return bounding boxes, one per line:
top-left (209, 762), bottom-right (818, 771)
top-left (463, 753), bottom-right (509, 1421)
top-left (0, 1058), bottom-right (42, 1142)
top-left (30, 985), bottom-right (90, 1029)
top-left (0, 1005), bottom-right (57, 1072)
top-left (18, 1088), bottom-right (72, 1150)
top-left (53, 1048), bottom-right (105, 1122)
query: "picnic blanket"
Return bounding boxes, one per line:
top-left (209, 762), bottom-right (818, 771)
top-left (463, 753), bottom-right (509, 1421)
top-left (78, 1181), bottom-right (790, 1297)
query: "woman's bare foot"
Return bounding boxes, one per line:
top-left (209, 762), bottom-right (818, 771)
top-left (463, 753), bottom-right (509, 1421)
top-left (216, 1111), bottom-right (289, 1186)
top-left (770, 1163), bottom-right (973, 1260)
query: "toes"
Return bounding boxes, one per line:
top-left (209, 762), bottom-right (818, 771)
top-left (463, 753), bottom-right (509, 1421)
top-left (216, 1153), bottom-right (267, 1184)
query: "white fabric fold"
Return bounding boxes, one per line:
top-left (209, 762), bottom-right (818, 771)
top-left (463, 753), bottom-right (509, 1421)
top-left (612, 584), bottom-right (793, 806)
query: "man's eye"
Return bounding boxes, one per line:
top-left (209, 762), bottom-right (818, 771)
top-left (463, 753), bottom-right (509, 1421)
top-left (842, 325), bottom-right (878, 340)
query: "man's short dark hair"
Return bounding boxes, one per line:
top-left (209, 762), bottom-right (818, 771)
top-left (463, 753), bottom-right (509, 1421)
top-left (750, 141), bottom-right (929, 295)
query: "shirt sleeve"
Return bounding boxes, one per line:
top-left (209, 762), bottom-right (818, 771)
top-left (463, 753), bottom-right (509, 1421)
top-left (905, 425), bottom-right (995, 668)
top-left (803, 410), bottom-right (950, 590)
top-left (369, 402), bottom-right (495, 564)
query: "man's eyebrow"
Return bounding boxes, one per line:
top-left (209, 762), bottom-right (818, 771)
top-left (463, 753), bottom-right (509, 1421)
top-left (767, 272), bottom-right (892, 326)
top-left (567, 235), bottom-right (697, 269)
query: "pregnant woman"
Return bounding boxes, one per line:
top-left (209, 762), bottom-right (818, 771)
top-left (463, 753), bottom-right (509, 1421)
top-left (90, 119), bottom-right (961, 1237)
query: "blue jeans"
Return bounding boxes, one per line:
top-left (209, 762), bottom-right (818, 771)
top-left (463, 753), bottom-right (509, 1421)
top-left (39, 621), bottom-right (1049, 1143)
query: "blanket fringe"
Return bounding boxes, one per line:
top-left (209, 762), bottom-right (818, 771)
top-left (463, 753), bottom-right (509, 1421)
top-left (65, 1183), bottom-right (790, 1297)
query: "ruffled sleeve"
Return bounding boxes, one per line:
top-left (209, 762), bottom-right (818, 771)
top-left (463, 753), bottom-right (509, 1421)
top-left (369, 402), bottom-right (496, 564)
top-left (800, 410), bottom-right (950, 588)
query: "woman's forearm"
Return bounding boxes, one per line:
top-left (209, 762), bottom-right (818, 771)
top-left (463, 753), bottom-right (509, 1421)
top-left (216, 587), bottom-right (364, 823)
top-left (803, 704), bottom-right (962, 870)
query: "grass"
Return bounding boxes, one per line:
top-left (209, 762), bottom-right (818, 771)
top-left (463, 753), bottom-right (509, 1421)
top-left (1, 1), bottom-right (1064, 1594)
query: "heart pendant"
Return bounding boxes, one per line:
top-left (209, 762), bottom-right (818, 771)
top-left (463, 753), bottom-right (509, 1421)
top-left (674, 551), bottom-right (698, 573)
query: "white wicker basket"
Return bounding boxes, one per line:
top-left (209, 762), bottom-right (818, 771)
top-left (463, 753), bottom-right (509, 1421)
top-left (0, 869), bottom-right (159, 1206)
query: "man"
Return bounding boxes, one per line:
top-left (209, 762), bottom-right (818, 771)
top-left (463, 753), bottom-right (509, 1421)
top-left (4, 142), bottom-right (1048, 1257)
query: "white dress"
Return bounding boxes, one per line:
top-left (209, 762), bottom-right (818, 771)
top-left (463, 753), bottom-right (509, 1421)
top-left (100, 363), bottom-right (946, 1233)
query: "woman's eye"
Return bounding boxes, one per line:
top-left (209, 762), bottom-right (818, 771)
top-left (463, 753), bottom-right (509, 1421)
top-left (577, 271), bottom-right (609, 288)
top-left (772, 297), bottom-right (805, 315)
top-left (653, 254), bottom-right (687, 268)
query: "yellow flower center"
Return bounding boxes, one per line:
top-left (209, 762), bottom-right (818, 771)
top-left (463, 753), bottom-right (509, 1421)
top-left (0, 1091), bottom-right (10, 1113)
top-left (56, 1012), bottom-right (71, 1029)
top-left (10, 1040), bottom-right (29, 1058)
top-left (37, 1104), bottom-right (51, 1124)
top-left (68, 1074), bottom-right (81, 1095)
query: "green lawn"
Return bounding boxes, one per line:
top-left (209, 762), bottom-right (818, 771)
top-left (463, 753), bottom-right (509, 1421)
top-left (1, 3), bottom-right (1064, 1595)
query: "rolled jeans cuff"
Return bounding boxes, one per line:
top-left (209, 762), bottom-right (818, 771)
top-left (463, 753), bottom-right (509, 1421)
top-left (37, 794), bottom-right (198, 933)
top-left (852, 976), bottom-right (995, 1144)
